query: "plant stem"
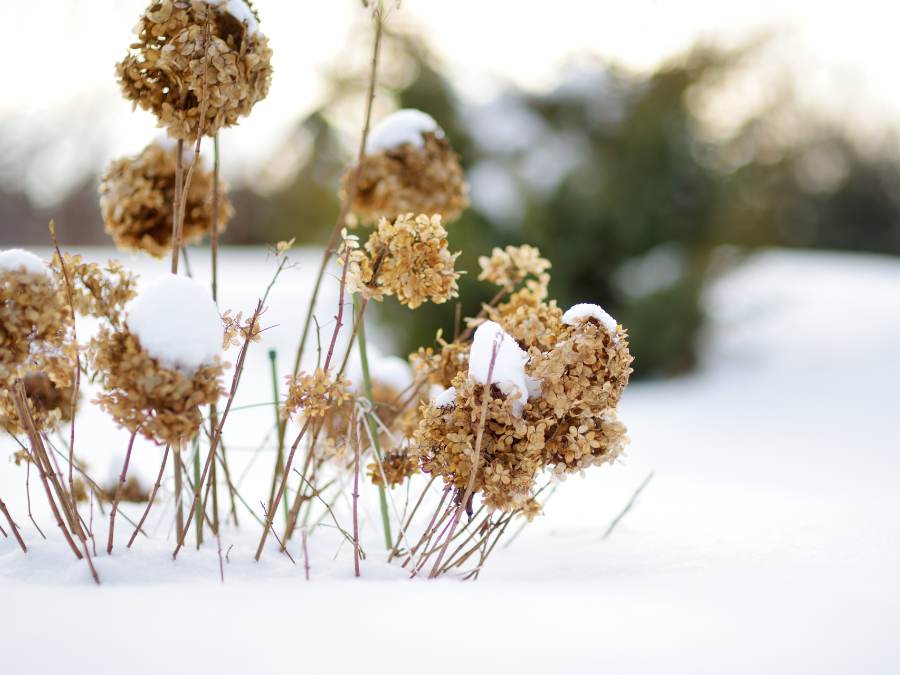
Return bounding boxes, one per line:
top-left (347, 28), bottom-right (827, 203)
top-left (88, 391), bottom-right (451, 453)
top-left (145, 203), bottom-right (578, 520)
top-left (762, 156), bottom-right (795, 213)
top-left (351, 407), bottom-right (361, 577)
top-left (265, 349), bottom-right (288, 522)
top-left (128, 445), bottom-right (170, 548)
top-left (354, 294), bottom-right (392, 549)
top-left (173, 442), bottom-right (185, 543)
top-left (106, 430), bottom-right (137, 554)
top-left (0, 495), bottom-right (26, 553)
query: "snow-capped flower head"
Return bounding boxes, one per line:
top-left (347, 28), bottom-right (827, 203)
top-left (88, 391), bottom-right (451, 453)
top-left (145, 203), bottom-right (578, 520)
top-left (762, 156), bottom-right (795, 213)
top-left (340, 213), bottom-right (461, 310)
top-left (526, 302), bottom-right (633, 475)
top-left (91, 275), bottom-right (225, 445)
top-left (341, 109), bottom-right (469, 226)
top-left (117, 0), bottom-right (273, 141)
top-left (100, 138), bottom-right (233, 258)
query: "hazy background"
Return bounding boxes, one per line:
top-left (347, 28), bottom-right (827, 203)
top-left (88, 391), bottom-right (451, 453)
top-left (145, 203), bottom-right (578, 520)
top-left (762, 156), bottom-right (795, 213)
top-left (3, 0), bottom-right (900, 376)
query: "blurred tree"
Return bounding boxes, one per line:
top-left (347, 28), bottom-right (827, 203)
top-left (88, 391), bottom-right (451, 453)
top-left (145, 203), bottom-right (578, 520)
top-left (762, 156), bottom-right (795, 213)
top-left (255, 34), bottom-right (900, 376)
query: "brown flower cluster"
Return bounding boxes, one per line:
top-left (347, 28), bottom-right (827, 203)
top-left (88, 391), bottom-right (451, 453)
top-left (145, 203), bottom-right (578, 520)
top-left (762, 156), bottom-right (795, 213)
top-left (343, 132), bottom-right (468, 226)
top-left (100, 139), bottom-right (233, 258)
top-left (341, 214), bottom-right (460, 310)
top-left (0, 261), bottom-right (74, 434)
top-left (368, 444), bottom-right (419, 488)
top-left (1, 252), bottom-right (137, 435)
top-left (413, 257), bottom-right (634, 512)
top-left (117, 0), bottom-right (273, 141)
top-left (90, 328), bottom-right (224, 445)
top-left (51, 253), bottom-right (138, 327)
top-left (221, 308), bottom-right (263, 348)
top-left (478, 245), bottom-right (551, 291)
top-left (284, 369), bottom-right (352, 420)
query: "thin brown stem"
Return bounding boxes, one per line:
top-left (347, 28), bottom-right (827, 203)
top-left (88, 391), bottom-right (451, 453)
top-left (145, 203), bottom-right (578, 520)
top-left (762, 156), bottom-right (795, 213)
top-left (106, 430), bottom-right (138, 554)
top-left (127, 445), bottom-right (170, 548)
top-left (428, 335), bottom-right (503, 578)
top-left (351, 408), bottom-right (361, 577)
top-left (173, 300), bottom-right (264, 559)
top-left (0, 495), bottom-right (26, 553)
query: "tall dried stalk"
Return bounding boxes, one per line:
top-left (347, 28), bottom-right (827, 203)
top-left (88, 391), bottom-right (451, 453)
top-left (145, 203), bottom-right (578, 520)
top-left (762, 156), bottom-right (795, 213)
top-left (0, 495), bottom-right (27, 553)
top-left (173, 300), bottom-right (264, 559)
top-left (128, 444), bottom-right (170, 548)
top-left (106, 429), bottom-right (138, 554)
top-left (427, 334), bottom-right (503, 578)
top-left (351, 406), bottom-right (362, 577)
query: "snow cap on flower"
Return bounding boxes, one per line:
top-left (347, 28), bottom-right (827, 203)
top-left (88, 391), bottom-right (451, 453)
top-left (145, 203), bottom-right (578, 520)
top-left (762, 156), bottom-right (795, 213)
top-left (366, 109), bottom-right (442, 153)
top-left (562, 302), bottom-right (617, 333)
top-left (468, 320), bottom-right (539, 416)
top-left (0, 249), bottom-right (49, 277)
top-left (126, 275), bottom-right (223, 374)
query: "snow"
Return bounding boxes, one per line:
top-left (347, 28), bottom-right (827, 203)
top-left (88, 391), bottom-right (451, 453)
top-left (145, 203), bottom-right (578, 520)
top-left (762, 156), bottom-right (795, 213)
top-left (347, 348), bottom-right (412, 395)
top-left (218, 0), bottom-right (259, 37)
top-left (366, 109), bottom-right (442, 153)
top-left (368, 355), bottom-right (412, 393)
top-left (0, 248), bottom-right (49, 276)
top-left (562, 302), bottom-right (618, 332)
top-left (468, 320), bottom-right (537, 415)
top-left (2, 248), bottom-right (900, 674)
top-left (432, 385), bottom-right (457, 408)
top-left (125, 274), bottom-right (222, 374)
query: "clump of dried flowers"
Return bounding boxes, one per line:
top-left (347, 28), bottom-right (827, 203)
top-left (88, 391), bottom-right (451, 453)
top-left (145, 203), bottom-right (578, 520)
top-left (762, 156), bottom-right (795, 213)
top-left (0, 250), bottom-right (136, 435)
top-left (89, 275), bottom-right (224, 446)
top-left (284, 369), bottom-right (352, 421)
top-left (411, 247), bottom-right (633, 518)
top-left (340, 213), bottom-right (460, 309)
top-left (342, 110), bottom-right (468, 226)
top-left (91, 329), bottom-right (223, 445)
top-left (100, 138), bottom-right (233, 257)
top-left (117, 0), bottom-right (273, 141)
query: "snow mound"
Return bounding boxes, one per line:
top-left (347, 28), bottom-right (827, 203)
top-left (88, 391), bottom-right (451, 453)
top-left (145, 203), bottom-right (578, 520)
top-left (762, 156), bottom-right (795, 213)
top-left (0, 248), bottom-right (49, 277)
top-left (562, 302), bottom-right (617, 332)
top-left (468, 320), bottom-right (538, 416)
top-left (125, 275), bottom-right (222, 374)
top-left (369, 355), bottom-right (412, 394)
top-left (366, 109), bottom-right (443, 153)
top-left (218, 0), bottom-right (259, 36)
top-left (432, 386), bottom-right (457, 408)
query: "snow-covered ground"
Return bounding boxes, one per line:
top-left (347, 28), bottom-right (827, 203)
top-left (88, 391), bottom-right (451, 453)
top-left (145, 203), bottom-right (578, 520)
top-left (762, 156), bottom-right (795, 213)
top-left (1, 247), bottom-right (898, 674)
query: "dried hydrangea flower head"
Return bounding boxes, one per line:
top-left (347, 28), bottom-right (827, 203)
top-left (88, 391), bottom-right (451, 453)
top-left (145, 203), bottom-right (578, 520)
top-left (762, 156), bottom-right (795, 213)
top-left (51, 253), bottom-right (138, 327)
top-left (117, 0), bottom-right (273, 140)
top-left (528, 303), bottom-right (633, 474)
top-left (0, 250), bottom-right (67, 373)
top-left (0, 249), bottom-right (76, 434)
top-left (100, 137), bottom-right (233, 258)
top-left (478, 245), bottom-right (551, 292)
top-left (415, 322), bottom-right (546, 511)
top-left (91, 275), bottom-right (224, 445)
top-left (340, 214), bottom-right (461, 309)
top-left (284, 368), bottom-right (352, 421)
top-left (342, 109), bottom-right (469, 225)
top-left (368, 442), bottom-right (419, 488)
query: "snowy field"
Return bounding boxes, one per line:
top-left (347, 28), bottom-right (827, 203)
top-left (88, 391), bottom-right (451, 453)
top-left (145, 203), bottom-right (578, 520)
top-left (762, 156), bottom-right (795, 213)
top-left (1, 247), bottom-right (898, 674)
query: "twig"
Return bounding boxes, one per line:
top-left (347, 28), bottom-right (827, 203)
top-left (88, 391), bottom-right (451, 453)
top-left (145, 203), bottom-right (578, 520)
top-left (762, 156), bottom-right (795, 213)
top-left (301, 527), bottom-right (310, 581)
top-left (351, 407), bottom-right (361, 577)
top-left (106, 430), bottom-right (138, 554)
top-left (602, 472), bottom-right (654, 540)
top-left (428, 334), bottom-right (503, 578)
top-left (174, 300), bottom-right (264, 559)
top-left (0, 495), bottom-right (27, 553)
top-left (128, 445), bottom-right (170, 548)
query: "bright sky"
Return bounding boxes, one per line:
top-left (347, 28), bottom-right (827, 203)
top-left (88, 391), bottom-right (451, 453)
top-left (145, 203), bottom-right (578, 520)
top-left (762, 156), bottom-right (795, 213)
top-left (2, 0), bottom-right (899, 204)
